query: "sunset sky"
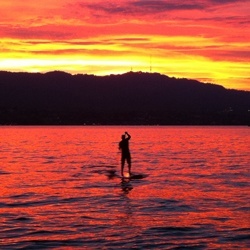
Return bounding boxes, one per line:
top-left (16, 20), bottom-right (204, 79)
top-left (0, 0), bottom-right (249, 90)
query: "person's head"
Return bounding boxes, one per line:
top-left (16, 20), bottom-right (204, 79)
top-left (121, 134), bottom-right (125, 140)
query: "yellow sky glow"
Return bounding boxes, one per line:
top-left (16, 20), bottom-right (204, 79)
top-left (0, 0), bottom-right (249, 90)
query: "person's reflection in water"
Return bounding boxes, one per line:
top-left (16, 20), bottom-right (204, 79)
top-left (121, 179), bottom-right (133, 194)
top-left (119, 180), bottom-right (133, 226)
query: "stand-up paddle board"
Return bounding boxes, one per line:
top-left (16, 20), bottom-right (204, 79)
top-left (120, 174), bottom-right (147, 180)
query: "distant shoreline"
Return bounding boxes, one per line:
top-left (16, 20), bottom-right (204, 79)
top-left (1, 121), bottom-right (249, 126)
top-left (1, 71), bottom-right (249, 126)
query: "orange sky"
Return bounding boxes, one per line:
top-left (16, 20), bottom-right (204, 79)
top-left (0, 0), bottom-right (249, 90)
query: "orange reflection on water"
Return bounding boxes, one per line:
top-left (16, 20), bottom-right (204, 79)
top-left (0, 126), bottom-right (249, 249)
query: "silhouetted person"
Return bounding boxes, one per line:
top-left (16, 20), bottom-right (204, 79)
top-left (119, 132), bottom-right (131, 177)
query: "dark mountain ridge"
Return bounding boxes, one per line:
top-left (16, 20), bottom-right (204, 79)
top-left (0, 71), bottom-right (249, 125)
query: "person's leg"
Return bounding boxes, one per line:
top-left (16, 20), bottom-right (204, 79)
top-left (127, 156), bottom-right (131, 176)
top-left (121, 157), bottom-right (125, 176)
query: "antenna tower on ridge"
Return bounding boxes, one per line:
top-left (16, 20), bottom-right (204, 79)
top-left (150, 55), bottom-right (152, 73)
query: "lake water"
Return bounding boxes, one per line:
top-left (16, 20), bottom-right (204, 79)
top-left (0, 126), bottom-right (249, 249)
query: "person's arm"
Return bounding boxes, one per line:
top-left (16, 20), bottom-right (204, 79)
top-left (125, 132), bottom-right (131, 140)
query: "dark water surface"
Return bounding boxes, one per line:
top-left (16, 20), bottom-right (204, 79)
top-left (0, 126), bottom-right (249, 249)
